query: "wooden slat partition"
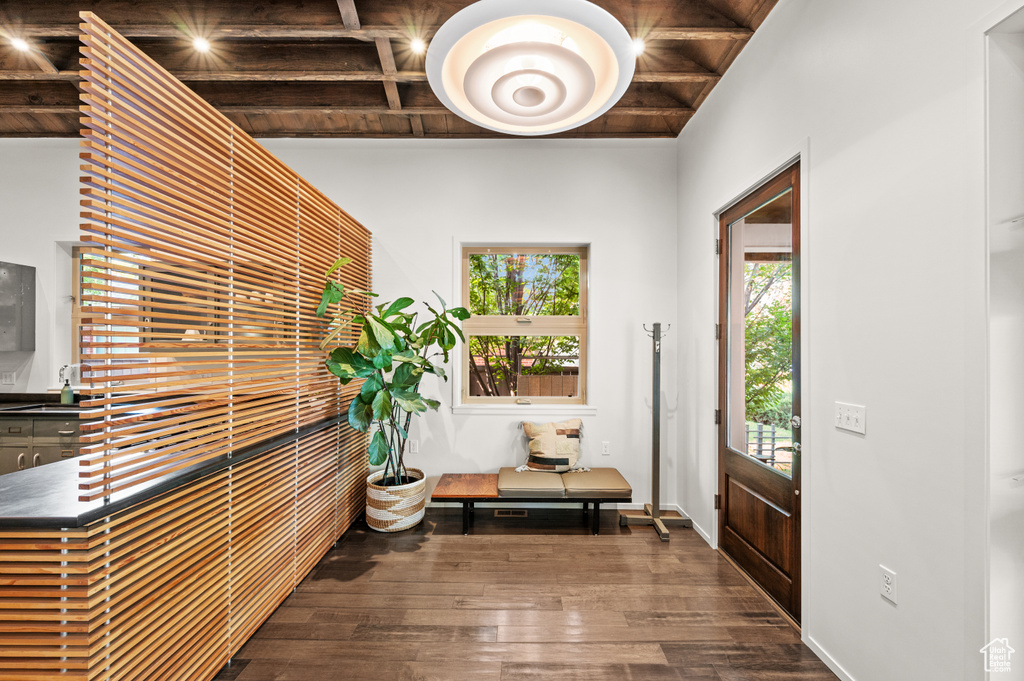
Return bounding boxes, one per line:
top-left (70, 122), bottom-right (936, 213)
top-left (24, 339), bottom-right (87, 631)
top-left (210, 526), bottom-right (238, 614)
top-left (0, 12), bottom-right (374, 680)
top-left (0, 422), bottom-right (364, 681)
top-left (76, 11), bottom-right (371, 501)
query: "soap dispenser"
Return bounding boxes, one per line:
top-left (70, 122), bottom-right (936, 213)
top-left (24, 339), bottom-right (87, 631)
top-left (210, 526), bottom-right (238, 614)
top-left (59, 365), bottom-right (74, 405)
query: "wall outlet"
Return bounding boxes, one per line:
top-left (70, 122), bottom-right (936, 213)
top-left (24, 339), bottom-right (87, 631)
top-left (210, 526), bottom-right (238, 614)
top-left (880, 565), bottom-right (898, 604)
top-left (835, 402), bottom-right (867, 435)
top-left (601, 441), bottom-right (610, 456)
top-left (0, 372), bottom-right (14, 385)
top-left (407, 439), bottom-right (419, 454)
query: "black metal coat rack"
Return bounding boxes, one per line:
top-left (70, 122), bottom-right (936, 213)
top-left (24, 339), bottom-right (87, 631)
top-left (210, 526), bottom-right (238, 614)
top-left (619, 322), bottom-right (692, 541)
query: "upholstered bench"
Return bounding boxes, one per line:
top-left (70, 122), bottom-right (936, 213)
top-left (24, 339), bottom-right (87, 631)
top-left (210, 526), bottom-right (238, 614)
top-left (431, 468), bottom-right (632, 535)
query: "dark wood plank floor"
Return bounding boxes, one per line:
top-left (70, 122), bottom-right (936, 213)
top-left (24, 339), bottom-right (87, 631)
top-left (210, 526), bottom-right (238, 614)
top-left (214, 508), bottom-right (839, 681)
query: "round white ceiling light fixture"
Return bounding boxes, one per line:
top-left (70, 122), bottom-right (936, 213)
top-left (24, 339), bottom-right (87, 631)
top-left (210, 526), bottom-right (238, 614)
top-left (426, 0), bottom-right (635, 136)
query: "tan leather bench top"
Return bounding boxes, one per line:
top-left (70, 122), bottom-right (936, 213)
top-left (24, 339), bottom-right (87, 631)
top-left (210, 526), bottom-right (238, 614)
top-left (497, 467), bottom-right (566, 497)
top-left (496, 467), bottom-right (632, 499)
top-left (562, 467), bottom-right (632, 498)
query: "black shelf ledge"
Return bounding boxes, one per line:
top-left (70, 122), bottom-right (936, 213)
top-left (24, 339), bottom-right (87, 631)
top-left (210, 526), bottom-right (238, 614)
top-left (0, 416), bottom-right (344, 529)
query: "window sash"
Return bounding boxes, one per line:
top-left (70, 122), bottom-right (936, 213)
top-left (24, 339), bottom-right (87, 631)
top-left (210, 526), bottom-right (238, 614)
top-left (461, 245), bottom-right (588, 405)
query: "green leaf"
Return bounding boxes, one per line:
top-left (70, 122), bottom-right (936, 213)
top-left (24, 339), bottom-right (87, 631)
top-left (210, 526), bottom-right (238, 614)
top-left (432, 291), bottom-right (447, 309)
top-left (360, 372), bottom-right (383, 400)
top-left (449, 306), bottom-right (470, 321)
top-left (368, 431), bottom-right (390, 466)
top-left (329, 347), bottom-right (375, 378)
top-left (367, 316), bottom-right (397, 351)
top-left (356, 324), bottom-right (382, 357)
top-left (392, 349), bottom-right (418, 364)
top-left (348, 395), bottom-right (372, 433)
top-left (391, 389), bottom-right (427, 413)
top-left (316, 281), bottom-right (347, 318)
top-left (372, 390), bottom-right (392, 421)
top-left (394, 423), bottom-right (408, 440)
top-left (429, 363), bottom-right (446, 381)
top-left (391, 362), bottom-right (418, 389)
top-left (449, 322), bottom-right (466, 343)
top-left (372, 350), bottom-right (393, 372)
top-left (325, 256), bottom-right (352, 279)
top-left (384, 297), bottom-right (414, 318)
top-left (324, 359), bottom-right (353, 385)
top-left (422, 397), bottom-right (441, 410)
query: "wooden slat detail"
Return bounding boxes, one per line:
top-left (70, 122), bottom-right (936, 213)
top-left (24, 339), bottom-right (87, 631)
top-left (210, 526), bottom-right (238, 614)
top-left (0, 13), bottom-right (374, 680)
top-left (0, 423), bottom-right (368, 680)
top-left (75, 12), bottom-right (371, 501)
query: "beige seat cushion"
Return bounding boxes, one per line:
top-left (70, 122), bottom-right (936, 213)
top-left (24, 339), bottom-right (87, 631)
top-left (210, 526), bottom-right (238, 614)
top-left (497, 467), bottom-right (566, 498)
top-left (561, 468), bottom-right (632, 498)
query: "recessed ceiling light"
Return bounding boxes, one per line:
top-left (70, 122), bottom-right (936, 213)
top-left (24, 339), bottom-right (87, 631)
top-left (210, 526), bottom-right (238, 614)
top-left (632, 38), bottom-right (645, 56)
top-left (410, 37), bottom-right (427, 55)
top-left (426, 0), bottom-right (635, 136)
top-left (192, 37), bottom-right (211, 53)
top-left (11, 38), bottom-right (30, 52)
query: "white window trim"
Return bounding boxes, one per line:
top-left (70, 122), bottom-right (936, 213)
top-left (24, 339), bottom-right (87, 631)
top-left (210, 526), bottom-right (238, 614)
top-left (450, 239), bottom-right (595, 415)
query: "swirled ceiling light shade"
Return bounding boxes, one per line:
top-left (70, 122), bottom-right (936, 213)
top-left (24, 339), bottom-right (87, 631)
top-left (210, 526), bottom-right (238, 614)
top-left (426, 0), bottom-right (635, 136)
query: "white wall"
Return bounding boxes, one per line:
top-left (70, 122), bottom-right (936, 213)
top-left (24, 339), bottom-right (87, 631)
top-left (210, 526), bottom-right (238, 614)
top-left (0, 137), bottom-right (679, 512)
top-left (988, 18), bottom-right (1024, 679)
top-left (0, 140), bottom-right (81, 394)
top-left (263, 139), bottom-right (679, 509)
top-left (673, 1), bottom-right (993, 680)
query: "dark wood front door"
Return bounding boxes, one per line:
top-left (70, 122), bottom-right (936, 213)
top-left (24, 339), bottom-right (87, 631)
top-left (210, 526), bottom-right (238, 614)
top-left (718, 162), bottom-right (801, 622)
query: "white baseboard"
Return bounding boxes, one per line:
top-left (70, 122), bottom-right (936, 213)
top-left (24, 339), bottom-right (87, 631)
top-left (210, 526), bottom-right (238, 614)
top-left (677, 504), bottom-right (713, 546)
top-left (426, 501), bottom-right (682, 512)
top-left (427, 500), bottom-right (632, 509)
top-left (805, 635), bottom-right (857, 681)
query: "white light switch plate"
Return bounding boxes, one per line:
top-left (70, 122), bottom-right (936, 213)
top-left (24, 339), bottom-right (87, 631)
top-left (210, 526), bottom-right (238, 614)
top-left (0, 372), bottom-right (14, 385)
top-left (834, 402), bottom-right (866, 434)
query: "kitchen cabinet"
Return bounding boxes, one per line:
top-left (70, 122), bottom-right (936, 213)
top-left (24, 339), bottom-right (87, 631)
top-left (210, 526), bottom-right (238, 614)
top-left (0, 411), bottom-right (84, 474)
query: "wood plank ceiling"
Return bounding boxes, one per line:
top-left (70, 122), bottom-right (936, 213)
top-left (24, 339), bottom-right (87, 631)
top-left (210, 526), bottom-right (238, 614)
top-left (0, 0), bottom-right (779, 139)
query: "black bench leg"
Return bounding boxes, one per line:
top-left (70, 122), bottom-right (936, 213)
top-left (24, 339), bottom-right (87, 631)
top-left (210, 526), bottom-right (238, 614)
top-left (592, 502), bottom-right (601, 535)
top-left (582, 502), bottom-right (589, 519)
top-left (462, 502), bottom-right (470, 535)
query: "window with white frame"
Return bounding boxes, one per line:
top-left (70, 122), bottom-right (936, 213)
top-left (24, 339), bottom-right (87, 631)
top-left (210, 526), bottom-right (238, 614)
top-left (461, 245), bottom-right (588, 405)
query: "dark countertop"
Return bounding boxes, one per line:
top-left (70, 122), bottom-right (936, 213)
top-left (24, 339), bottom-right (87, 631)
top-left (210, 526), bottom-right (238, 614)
top-left (0, 415), bottom-right (342, 528)
top-left (0, 393), bottom-right (89, 418)
top-left (0, 404), bottom-right (93, 418)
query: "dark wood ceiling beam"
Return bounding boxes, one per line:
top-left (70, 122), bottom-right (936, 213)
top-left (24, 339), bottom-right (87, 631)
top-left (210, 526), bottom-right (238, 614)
top-left (0, 69), bottom-right (714, 84)
top-left (16, 23), bottom-right (751, 41)
top-left (0, 70), bottom-right (432, 82)
top-left (21, 49), bottom-right (59, 75)
top-left (633, 72), bottom-right (721, 83)
top-left (336, 0), bottom-right (361, 31)
top-left (645, 27), bottom-right (751, 40)
top-left (0, 103), bottom-right (693, 117)
top-left (374, 37), bottom-right (402, 110)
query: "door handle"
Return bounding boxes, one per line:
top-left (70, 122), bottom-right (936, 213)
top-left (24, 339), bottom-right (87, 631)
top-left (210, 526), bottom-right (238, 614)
top-left (32, 453), bottom-right (41, 467)
top-left (57, 430), bottom-right (76, 435)
top-left (792, 442), bottom-right (802, 452)
top-left (790, 415), bottom-right (801, 429)
top-left (17, 453), bottom-right (25, 470)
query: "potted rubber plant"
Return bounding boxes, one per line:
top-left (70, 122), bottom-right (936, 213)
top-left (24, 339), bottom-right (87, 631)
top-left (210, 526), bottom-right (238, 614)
top-left (316, 258), bottom-right (469, 532)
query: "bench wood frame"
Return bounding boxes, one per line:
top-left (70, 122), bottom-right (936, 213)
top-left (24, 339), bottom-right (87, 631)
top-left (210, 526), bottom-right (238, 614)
top-left (430, 473), bottom-right (631, 535)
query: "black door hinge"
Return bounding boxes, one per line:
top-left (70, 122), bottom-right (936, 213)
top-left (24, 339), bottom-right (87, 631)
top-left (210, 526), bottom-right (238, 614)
top-left (714, 409), bottom-right (721, 425)
top-left (715, 323), bottom-right (721, 340)
top-left (714, 494), bottom-right (721, 510)
top-left (715, 239), bottom-right (721, 255)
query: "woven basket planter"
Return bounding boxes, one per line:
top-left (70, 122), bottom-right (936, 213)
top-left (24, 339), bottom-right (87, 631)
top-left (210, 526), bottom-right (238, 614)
top-left (365, 468), bottom-right (426, 532)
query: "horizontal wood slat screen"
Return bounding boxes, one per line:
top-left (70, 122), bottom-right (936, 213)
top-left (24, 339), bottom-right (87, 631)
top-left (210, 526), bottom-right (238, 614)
top-left (0, 421), bottom-right (366, 681)
top-left (76, 11), bottom-right (371, 501)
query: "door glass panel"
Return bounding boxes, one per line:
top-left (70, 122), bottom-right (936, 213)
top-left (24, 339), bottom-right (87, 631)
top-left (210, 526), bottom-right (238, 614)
top-left (726, 188), bottom-right (795, 476)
